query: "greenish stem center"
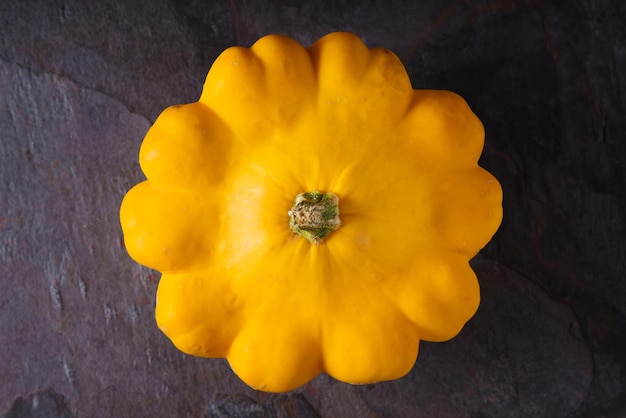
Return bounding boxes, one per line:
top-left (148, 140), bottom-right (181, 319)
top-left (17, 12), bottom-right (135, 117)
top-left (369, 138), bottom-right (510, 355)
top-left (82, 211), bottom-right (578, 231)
top-left (288, 191), bottom-right (341, 244)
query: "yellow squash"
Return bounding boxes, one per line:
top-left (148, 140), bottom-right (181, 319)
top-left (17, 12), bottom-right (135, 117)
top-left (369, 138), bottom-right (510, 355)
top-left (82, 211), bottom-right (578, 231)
top-left (120, 32), bottom-right (503, 392)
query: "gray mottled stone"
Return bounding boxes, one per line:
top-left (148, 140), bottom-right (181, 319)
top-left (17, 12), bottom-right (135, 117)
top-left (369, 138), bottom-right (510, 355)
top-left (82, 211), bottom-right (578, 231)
top-left (0, 388), bottom-right (73, 418)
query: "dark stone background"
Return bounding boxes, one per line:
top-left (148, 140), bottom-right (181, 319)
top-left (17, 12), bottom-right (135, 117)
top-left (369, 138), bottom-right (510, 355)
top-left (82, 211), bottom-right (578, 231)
top-left (1, 0), bottom-right (624, 416)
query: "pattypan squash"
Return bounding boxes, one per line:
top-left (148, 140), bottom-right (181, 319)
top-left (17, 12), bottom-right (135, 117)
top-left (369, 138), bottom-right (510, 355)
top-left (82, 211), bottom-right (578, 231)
top-left (120, 32), bottom-right (502, 392)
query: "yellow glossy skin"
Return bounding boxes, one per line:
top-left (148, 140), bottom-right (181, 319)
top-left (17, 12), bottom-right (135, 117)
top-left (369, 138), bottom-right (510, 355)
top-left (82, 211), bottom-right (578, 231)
top-left (120, 32), bottom-right (503, 392)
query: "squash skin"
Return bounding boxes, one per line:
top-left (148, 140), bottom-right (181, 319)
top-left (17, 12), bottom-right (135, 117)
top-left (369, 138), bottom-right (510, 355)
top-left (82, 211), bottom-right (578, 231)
top-left (119, 32), bottom-right (503, 392)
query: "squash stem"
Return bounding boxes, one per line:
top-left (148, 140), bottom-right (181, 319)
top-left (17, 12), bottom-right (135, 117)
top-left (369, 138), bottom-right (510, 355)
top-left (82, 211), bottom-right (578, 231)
top-left (288, 191), bottom-right (341, 244)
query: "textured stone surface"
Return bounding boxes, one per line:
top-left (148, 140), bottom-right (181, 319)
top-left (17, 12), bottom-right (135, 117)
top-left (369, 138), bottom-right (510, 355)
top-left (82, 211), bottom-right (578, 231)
top-left (1, 0), bottom-right (625, 416)
top-left (0, 388), bottom-right (73, 418)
